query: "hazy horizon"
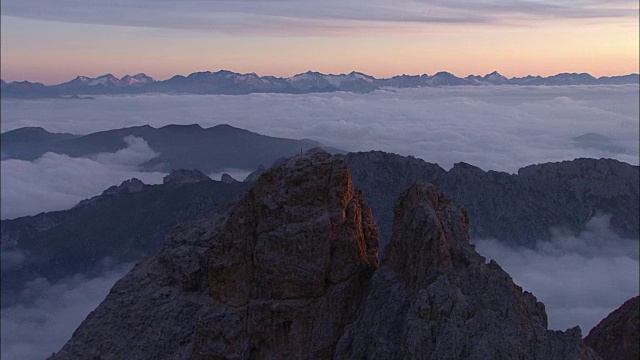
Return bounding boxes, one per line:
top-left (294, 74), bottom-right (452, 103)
top-left (2, 1), bottom-right (638, 84)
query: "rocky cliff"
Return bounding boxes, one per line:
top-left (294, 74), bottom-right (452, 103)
top-left (334, 182), bottom-right (599, 359)
top-left (584, 296), bottom-right (639, 360)
top-left (50, 151), bottom-right (599, 359)
top-left (343, 151), bottom-right (639, 250)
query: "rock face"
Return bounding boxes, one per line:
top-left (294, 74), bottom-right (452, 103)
top-left (585, 296), bottom-right (639, 360)
top-left (50, 152), bottom-right (599, 359)
top-left (50, 151), bottom-right (379, 359)
top-left (343, 151), bottom-right (639, 250)
top-left (333, 182), bottom-right (600, 359)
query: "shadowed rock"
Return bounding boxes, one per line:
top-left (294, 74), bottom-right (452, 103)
top-left (334, 182), bottom-right (601, 359)
top-left (49, 150), bottom-right (379, 359)
top-left (49, 153), bottom-right (601, 360)
top-left (585, 296), bottom-right (639, 360)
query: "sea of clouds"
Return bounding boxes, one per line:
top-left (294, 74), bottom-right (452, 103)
top-left (1, 85), bottom-right (638, 359)
top-left (475, 215), bottom-right (639, 333)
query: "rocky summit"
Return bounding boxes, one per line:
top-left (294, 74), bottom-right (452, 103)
top-left (334, 182), bottom-right (599, 359)
top-left (50, 151), bottom-right (600, 359)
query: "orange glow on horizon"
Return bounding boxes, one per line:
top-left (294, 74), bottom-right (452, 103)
top-left (1, 15), bottom-right (638, 84)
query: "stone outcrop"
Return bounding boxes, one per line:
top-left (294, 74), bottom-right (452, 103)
top-left (49, 151), bottom-right (601, 359)
top-left (163, 169), bottom-right (211, 185)
top-left (101, 178), bottom-right (146, 196)
top-left (585, 296), bottom-right (639, 360)
top-left (50, 151), bottom-right (379, 359)
top-left (333, 182), bottom-right (600, 359)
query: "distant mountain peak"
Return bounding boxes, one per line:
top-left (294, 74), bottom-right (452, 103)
top-left (2, 70), bottom-right (638, 99)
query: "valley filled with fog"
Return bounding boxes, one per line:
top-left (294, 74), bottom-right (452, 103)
top-left (1, 85), bottom-right (638, 360)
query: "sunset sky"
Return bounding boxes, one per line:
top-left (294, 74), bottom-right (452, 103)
top-left (1, 0), bottom-right (638, 84)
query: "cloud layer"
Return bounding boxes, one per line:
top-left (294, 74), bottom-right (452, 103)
top-left (475, 215), bottom-right (640, 333)
top-left (1, 262), bottom-right (133, 360)
top-left (2, 85), bottom-right (638, 175)
top-left (2, 0), bottom-right (637, 34)
top-left (1, 136), bottom-right (166, 219)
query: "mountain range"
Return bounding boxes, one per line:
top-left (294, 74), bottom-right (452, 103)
top-left (3, 149), bottom-right (637, 309)
top-left (2, 70), bottom-right (638, 98)
top-left (1, 124), bottom-right (341, 173)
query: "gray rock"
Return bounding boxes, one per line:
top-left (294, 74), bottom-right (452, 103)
top-left (584, 296), bottom-right (639, 360)
top-left (334, 182), bottom-right (601, 360)
top-left (50, 151), bottom-right (379, 360)
top-left (343, 152), bottom-right (639, 250)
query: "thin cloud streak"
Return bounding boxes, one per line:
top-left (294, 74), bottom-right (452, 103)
top-left (1, 0), bottom-right (637, 34)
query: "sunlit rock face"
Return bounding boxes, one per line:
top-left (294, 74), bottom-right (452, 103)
top-left (49, 151), bottom-right (599, 360)
top-left (49, 150), bottom-right (379, 360)
top-left (585, 296), bottom-right (640, 360)
top-left (334, 182), bottom-right (600, 359)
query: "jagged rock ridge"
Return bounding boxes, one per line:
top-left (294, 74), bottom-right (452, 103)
top-left (50, 151), bottom-right (599, 359)
top-left (334, 182), bottom-right (599, 359)
top-left (343, 151), bottom-right (639, 250)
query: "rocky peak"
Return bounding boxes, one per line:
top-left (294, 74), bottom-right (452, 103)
top-left (162, 169), bottom-right (210, 185)
top-left (220, 172), bottom-right (238, 183)
top-left (50, 150), bottom-right (379, 359)
top-left (334, 182), bottom-right (601, 359)
top-left (384, 182), bottom-right (475, 288)
top-left (102, 178), bottom-right (146, 196)
top-left (584, 296), bottom-right (639, 360)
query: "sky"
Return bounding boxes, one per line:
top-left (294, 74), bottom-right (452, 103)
top-left (1, 0), bottom-right (639, 84)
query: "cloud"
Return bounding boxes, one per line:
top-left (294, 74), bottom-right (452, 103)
top-left (0, 136), bottom-right (166, 219)
top-left (1, 249), bottom-right (26, 270)
top-left (1, 0), bottom-right (637, 34)
top-left (475, 215), bottom-right (640, 333)
top-left (0, 262), bottom-right (133, 360)
top-left (2, 85), bottom-right (638, 176)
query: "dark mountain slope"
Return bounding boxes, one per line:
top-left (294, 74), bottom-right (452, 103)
top-left (1, 124), bottom-right (336, 173)
top-left (585, 296), bottom-right (639, 360)
top-left (0, 170), bottom-right (249, 306)
top-left (343, 151), bottom-right (639, 250)
top-left (0, 127), bottom-right (80, 160)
